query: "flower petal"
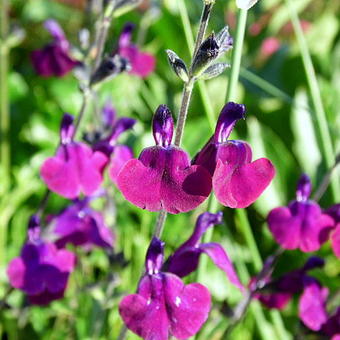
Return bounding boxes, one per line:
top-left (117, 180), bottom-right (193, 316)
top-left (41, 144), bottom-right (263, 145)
top-left (117, 146), bottom-right (211, 214)
top-left (213, 157), bottom-right (275, 208)
top-left (108, 145), bottom-right (133, 185)
top-left (298, 282), bottom-right (328, 331)
top-left (199, 242), bottom-right (244, 291)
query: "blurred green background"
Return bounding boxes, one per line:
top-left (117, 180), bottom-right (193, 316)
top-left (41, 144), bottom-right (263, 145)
top-left (1, 0), bottom-right (339, 339)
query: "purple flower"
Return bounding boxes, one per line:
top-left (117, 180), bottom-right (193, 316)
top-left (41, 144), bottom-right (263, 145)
top-left (118, 23), bottom-right (155, 78)
top-left (252, 256), bottom-right (325, 310)
top-left (41, 114), bottom-right (108, 199)
top-left (326, 204), bottom-right (340, 259)
top-left (298, 280), bottom-right (328, 331)
top-left (268, 174), bottom-right (335, 252)
top-left (92, 101), bottom-right (136, 185)
top-left (53, 198), bottom-right (114, 249)
top-left (164, 212), bottom-right (243, 291)
top-left (119, 238), bottom-right (211, 340)
top-left (7, 216), bottom-right (76, 305)
top-left (31, 20), bottom-right (80, 77)
top-left (194, 102), bottom-right (275, 208)
top-left (117, 105), bottom-right (212, 214)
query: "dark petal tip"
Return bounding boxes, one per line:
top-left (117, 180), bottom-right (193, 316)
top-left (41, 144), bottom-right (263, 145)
top-left (152, 105), bottom-right (174, 147)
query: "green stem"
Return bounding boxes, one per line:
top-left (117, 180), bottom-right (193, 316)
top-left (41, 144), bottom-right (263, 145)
top-left (0, 0), bottom-right (9, 269)
top-left (226, 9), bottom-right (248, 101)
top-left (154, 1), bottom-right (215, 238)
top-left (0, 0), bottom-right (10, 189)
top-left (285, 0), bottom-right (340, 201)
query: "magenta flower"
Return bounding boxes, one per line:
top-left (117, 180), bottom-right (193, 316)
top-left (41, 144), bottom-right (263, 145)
top-left (165, 212), bottom-right (243, 291)
top-left (118, 23), bottom-right (155, 78)
top-left (7, 216), bottom-right (76, 305)
top-left (194, 102), bottom-right (275, 208)
top-left (31, 20), bottom-right (80, 77)
top-left (92, 102), bottom-right (136, 185)
top-left (252, 256), bottom-right (324, 310)
top-left (41, 114), bottom-right (108, 199)
top-left (298, 280), bottom-right (328, 331)
top-left (117, 105), bottom-right (212, 214)
top-left (53, 198), bottom-right (114, 250)
top-left (326, 204), bottom-right (340, 259)
top-left (268, 174), bottom-right (335, 252)
top-left (119, 238), bottom-right (211, 340)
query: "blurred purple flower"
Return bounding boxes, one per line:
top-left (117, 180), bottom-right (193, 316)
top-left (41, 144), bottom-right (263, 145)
top-left (194, 102), bottom-right (275, 208)
top-left (298, 280), bottom-right (328, 331)
top-left (53, 198), bottom-right (114, 250)
top-left (119, 238), bottom-right (211, 340)
top-left (92, 101), bottom-right (136, 185)
top-left (7, 216), bottom-right (76, 305)
top-left (118, 23), bottom-right (155, 78)
top-left (252, 256), bottom-right (325, 311)
top-left (325, 204), bottom-right (340, 259)
top-left (31, 19), bottom-right (80, 77)
top-left (268, 174), bottom-right (335, 252)
top-left (165, 212), bottom-right (244, 291)
top-left (117, 105), bottom-right (212, 214)
top-left (40, 114), bottom-right (108, 199)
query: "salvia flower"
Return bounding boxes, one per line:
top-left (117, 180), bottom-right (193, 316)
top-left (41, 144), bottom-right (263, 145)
top-left (53, 198), bottom-right (114, 249)
top-left (298, 279), bottom-right (329, 331)
top-left (253, 256), bottom-right (340, 334)
top-left (252, 256), bottom-right (325, 310)
top-left (119, 237), bottom-right (211, 340)
top-left (325, 204), bottom-right (340, 259)
top-left (194, 102), bottom-right (275, 208)
top-left (92, 102), bottom-right (136, 185)
top-left (268, 174), bottom-right (335, 252)
top-left (117, 105), bottom-right (212, 214)
top-left (118, 23), bottom-right (155, 78)
top-left (40, 114), bottom-right (108, 199)
top-left (7, 216), bottom-right (76, 305)
top-left (165, 212), bottom-right (243, 291)
top-left (31, 20), bottom-right (80, 77)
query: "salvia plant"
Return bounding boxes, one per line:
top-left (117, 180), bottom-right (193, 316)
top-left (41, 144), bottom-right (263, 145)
top-left (1, 0), bottom-right (339, 339)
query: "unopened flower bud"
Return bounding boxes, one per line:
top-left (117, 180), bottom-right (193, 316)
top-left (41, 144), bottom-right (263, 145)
top-left (90, 55), bottom-right (130, 85)
top-left (166, 49), bottom-right (189, 83)
top-left (191, 33), bottom-right (219, 77)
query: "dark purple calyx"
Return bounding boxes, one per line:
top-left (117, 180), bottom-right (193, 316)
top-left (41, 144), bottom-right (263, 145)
top-left (214, 102), bottom-right (246, 143)
top-left (60, 113), bottom-right (75, 145)
top-left (152, 105), bottom-right (174, 147)
top-left (145, 237), bottom-right (165, 275)
top-left (28, 215), bottom-right (41, 243)
top-left (296, 174), bottom-right (312, 202)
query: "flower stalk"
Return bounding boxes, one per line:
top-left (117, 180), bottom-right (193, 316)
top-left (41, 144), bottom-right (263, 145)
top-left (152, 1), bottom-right (215, 238)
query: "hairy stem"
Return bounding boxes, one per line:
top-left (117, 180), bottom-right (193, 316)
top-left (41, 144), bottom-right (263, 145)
top-left (93, 1), bottom-right (116, 70)
top-left (153, 1), bottom-right (215, 238)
